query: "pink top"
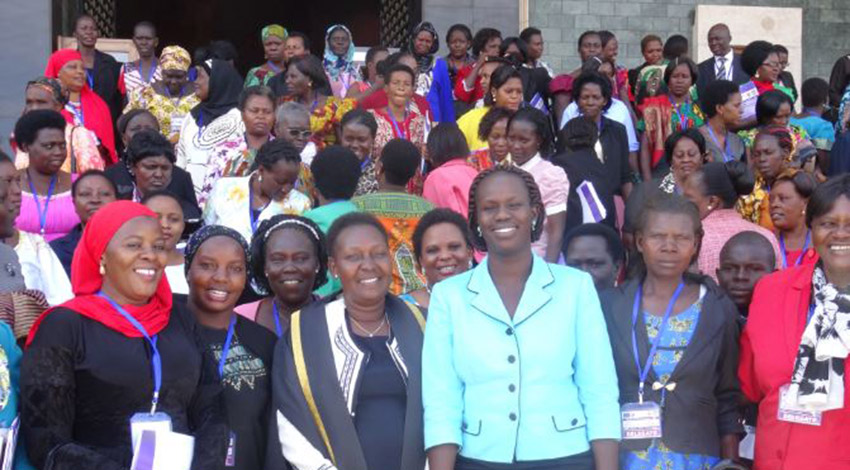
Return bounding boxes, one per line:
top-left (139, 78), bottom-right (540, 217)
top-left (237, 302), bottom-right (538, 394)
top-left (422, 159), bottom-right (479, 219)
top-left (16, 188), bottom-right (80, 242)
top-left (235, 300), bottom-right (262, 320)
top-left (517, 154), bottom-right (568, 258)
top-left (698, 208), bottom-right (782, 282)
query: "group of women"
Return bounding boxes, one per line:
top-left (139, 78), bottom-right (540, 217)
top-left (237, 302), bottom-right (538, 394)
top-left (3, 15), bottom-right (850, 470)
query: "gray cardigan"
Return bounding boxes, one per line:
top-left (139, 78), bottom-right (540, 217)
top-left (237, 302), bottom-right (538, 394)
top-left (600, 276), bottom-right (743, 455)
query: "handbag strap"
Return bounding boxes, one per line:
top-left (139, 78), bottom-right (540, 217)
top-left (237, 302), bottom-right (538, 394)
top-left (290, 309), bottom-right (336, 465)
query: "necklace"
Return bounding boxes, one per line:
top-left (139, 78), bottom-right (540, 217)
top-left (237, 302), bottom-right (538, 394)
top-left (349, 313), bottom-right (388, 337)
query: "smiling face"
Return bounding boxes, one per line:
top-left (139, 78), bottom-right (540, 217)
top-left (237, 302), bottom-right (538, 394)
top-left (264, 35), bottom-right (285, 63)
top-left (414, 30), bottom-right (435, 56)
top-left (487, 118), bottom-right (510, 163)
top-left (0, 161), bottom-right (22, 219)
top-left (717, 241), bottom-right (773, 310)
top-left (144, 194), bottom-right (185, 252)
top-left (670, 137), bottom-right (704, 184)
top-left (769, 180), bottom-right (807, 232)
top-left (329, 28), bottom-right (351, 57)
top-left (265, 227), bottom-right (319, 308)
top-left (188, 236), bottom-right (247, 316)
top-left (448, 30), bottom-right (470, 59)
top-left (418, 222), bottom-right (472, 286)
top-left (329, 224), bottom-right (392, 305)
top-left (74, 16), bottom-right (98, 48)
top-left (668, 63), bottom-right (694, 98)
top-left (341, 122), bottom-right (374, 160)
top-left (752, 134), bottom-right (787, 182)
top-left (100, 216), bottom-right (167, 305)
top-left (812, 195), bottom-right (850, 280)
top-left (133, 156), bottom-right (173, 196)
top-left (132, 24), bottom-right (158, 59)
top-left (476, 172), bottom-right (537, 256)
top-left (25, 85), bottom-right (62, 113)
top-left (636, 211), bottom-right (698, 279)
top-left (25, 128), bottom-right (66, 175)
top-left (74, 174), bottom-right (116, 225)
top-left (58, 60), bottom-right (86, 93)
top-left (707, 26), bottom-right (731, 57)
top-left (242, 94), bottom-right (275, 138)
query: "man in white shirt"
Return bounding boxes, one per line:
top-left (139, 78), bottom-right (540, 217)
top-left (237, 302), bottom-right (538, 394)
top-left (697, 23), bottom-right (749, 96)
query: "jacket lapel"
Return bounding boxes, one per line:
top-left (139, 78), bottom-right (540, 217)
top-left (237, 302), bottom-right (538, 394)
top-left (613, 280), bottom-right (659, 386)
top-left (468, 256), bottom-right (553, 326)
top-left (468, 259), bottom-right (513, 326)
top-left (672, 282), bottom-right (724, 375)
top-left (785, 264), bottom-right (816, 364)
top-left (512, 257), bottom-right (554, 327)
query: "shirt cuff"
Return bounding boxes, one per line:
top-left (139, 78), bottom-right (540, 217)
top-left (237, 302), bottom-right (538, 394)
top-left (545, 203), bottom-right (567, 216)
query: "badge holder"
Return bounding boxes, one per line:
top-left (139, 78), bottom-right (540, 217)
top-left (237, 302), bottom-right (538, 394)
top-left (777, 384), bottom-right (823, 426)
top-left (621, 384), bottom-right (663, 440)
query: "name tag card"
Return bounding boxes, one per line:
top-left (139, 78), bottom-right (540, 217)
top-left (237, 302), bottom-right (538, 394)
top-left (777, 384), bottom-right (823, 426)
top-left (621, 401), bottom-right (662, 439)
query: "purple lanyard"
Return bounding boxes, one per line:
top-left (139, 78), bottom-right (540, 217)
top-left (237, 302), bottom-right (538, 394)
top-left (267, 61), bottom-right (282, 74)
top-left (388, 108), bottom-right (409, 140)
top-left (141, 59), bottom-right (158, 84)
top-left (217, 315), bottom-right (237, 378)
top-left (272, 300), bottom-right (283, 338)
top-left (779, 230), bottom-right (811, 269)
top-left (706, 125), bottom-right (733, 162)
top-left (86, 69), bottom-right (95, 89)
top-left (27, 173), bottom-right (57, 235)
top-left (631, 281), bottom-right (685, 402)
top-left (69, 102), bottom-right (85, 126)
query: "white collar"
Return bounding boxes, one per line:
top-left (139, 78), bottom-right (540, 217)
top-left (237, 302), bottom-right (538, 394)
top-left (715, 49), bottom-right (734, 63)
top-left (517, 153), bottom-right (542, 171)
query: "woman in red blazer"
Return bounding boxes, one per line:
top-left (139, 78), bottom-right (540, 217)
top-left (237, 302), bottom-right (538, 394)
top-left (740, 173), bottom-right (850, 470)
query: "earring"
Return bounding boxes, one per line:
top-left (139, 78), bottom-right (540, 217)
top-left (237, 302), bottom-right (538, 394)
top-left (258, 175), bottom-right (263, 183)
top-left (468, 260), bottom-right (474, 269)
top-left (476, 226), bottom-right (482, 237)
top-left (532, 220), bottom-right (538, 231)
top-left (707, 205), bottom-right (713, 211)
top-left (99, 262), bottom-right (106, 276)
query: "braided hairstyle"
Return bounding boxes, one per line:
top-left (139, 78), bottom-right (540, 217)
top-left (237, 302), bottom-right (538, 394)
top-left (754, 125), bottom-right (794, 155)
top-left (467, 165), bottom-right (546, 252)
top-left (250, 214), bottom-right (329, 294)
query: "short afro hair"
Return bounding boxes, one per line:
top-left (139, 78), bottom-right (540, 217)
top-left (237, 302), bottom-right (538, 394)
top-left (412, 208), bottom-right (473, 260)
top-left (126, 129), bottom-right (176, 166)
top-left (563, 222), bottom-right (624, 264)
top-left (14, 109), bottom-right (66, 148)
top-left (572, 72), bottom-right (613, 113)
top-left (252, 139), bottom-right (302, 172)
top-left (477, 106), bottom-right (514, 141)
top-left (326, 211), bottom-right (388, 256)
top-left (311, 145), bottom-right (362, 200)
top-left (379, 139), bottom-right (421, 187)
top-left (740, 40), bottom-right (774, 78)
top-left (701, 80), bottom-right (740, 119)
top-left (801, 77), bottom-right (829, 109)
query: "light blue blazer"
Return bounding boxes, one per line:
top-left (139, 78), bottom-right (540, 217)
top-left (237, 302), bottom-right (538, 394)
top-left (422, 255), bottom-right (621, 463)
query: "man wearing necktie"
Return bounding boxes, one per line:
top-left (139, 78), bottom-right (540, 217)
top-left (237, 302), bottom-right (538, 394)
top-left (697, 23), bottom-right (750, 97)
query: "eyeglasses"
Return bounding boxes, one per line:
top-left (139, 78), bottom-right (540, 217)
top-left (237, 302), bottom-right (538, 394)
top-left (761, 61), bottom-right (780, 69)
top-left (285, 129), bottom-right (312, 139)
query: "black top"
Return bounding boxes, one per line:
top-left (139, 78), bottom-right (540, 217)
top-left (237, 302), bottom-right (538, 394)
top-left (49, 223), bottom-right (83, 277)
top-left (779, 70), bottom-right (798, 102)
top-left (198, 315), bottom-right (276, 470)
top-left (599, 278), bottom-right (743, 456)
top-left (89, 50), bottom-right (123, 125)
top-left (350, 331), bottom-right (406, 470)
top-left (20, 301), bottom-right (227, 470)
top-left (551, 146), bottom-right (618, 239)
top-left (104, 162), bottom-right (202, 220)
top-left (267, 73), bottom-right (290, 101)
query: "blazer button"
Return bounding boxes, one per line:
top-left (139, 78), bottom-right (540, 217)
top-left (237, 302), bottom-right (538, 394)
top-left (508, 355), bottom-right (516, 363)
top-left (462, 423), bottom-right (468, 430)
top-left (509, 413), bottom-right (517, 421)
top-left (505, 327), bottom-right (514, 336)
top-left (571, 418), bottom-right (578, 426)
top-left (509, 384), bottom-right (516, 392)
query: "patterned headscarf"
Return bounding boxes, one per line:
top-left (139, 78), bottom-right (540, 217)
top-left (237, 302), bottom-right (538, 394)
top-left (26, 77), bottom-right (67, 106)
top-left (262, 24), bottom-right (288, 42)
top-left (408, 21), bottom-right (440, 73)
top-left (323, 24), bottom-right (358, 81)
top-left (160, 45), bottom-right (191, 72)
top-left (184, 225), bottom-right (252, 284)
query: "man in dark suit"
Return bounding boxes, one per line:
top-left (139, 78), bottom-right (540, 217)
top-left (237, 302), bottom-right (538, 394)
top-left (696, 24), bottom-right (749, 97)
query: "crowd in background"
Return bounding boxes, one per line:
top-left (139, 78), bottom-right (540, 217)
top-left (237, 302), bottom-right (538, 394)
top-left (1, 11), bottom-right (850, 470)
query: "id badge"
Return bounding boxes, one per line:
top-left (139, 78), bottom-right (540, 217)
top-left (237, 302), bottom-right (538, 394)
top-left (777, 384), bottom-right (822, 426)
top-left (130, 412), bottom-right (173, 451)
top-left (621, 401), bottom-right (662, 439)
top-left (170, 115), bottom-right (185, 135)
top-left (225, 431), bottom-right (237, 467)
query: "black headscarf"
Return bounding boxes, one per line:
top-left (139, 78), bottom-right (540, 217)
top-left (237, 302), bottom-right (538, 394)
top-left (184, 224), bottom-right (252, 284)
top-left (408, 22), bottom-right (440, 73)
top-left (190, 59), bottom-right (243, 125)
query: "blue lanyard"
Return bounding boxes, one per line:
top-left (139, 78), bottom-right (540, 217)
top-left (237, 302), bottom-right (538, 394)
top-left (779, 230), bottom-right (811, 269)
top-left (267, 61), bottom-right (282, 74)
top-left (248, 180), bottom-right (269, 234)
top-left (360, 156), bottom-right (372, 171)
top-left (68, 102), bottom-right (85, 126)
top-left (388, 108), bottom-right (408, 140)
top-left (272, 300), bottom-right (283, 338)
top-left (706, 124), bottom-right (733, 162)
top-left (141, 59), bottom-right (158, 84)
top-left (86, 69), bottom-right (95, 89)
top-left (98, 292), bottom-right (162, 414)
top-left (631, 281), bottom-right (685, 402)
top-left (217, 315), bottom-right (237, 378)
top-left (27, 173), bottom-right (57, 235)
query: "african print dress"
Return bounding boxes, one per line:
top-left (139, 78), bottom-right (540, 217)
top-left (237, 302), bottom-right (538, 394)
top-left (125, 87), bottom-right (200, 144)
top-left (369, 106), bottom-right (430, 195)
top-left (638, 92), bottom-right (705, 170)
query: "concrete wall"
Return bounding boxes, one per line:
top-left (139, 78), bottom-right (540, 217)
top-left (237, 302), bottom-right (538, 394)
top-left (526, 0), bottom-right (850, 84)
top-left (424, 0), bottom-right (519, 54)
top-left (0, 0), bottom-right (53, 154)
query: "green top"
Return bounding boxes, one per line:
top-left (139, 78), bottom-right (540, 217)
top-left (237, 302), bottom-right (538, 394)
top-left (304, 200), bottom-right (359, 297)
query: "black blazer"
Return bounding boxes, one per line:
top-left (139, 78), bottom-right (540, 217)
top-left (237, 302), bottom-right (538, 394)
top-left (104, 162), bottom-right (202, 220)
top-left (90, 50), bottom-right (123, 122)
top-left (599, 277), bottom-right (743, 456)
top-left (696, 54), bottom-right (749, 98)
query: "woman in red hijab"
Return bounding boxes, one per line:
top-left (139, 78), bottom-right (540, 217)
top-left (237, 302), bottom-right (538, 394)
top-left (21, 200), bottom-right (226, 470)
top-left (45, 49), bottom-right (117, 164)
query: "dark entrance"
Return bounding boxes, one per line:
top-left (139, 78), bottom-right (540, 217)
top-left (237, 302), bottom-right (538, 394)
top-left (53, 0), bottom-right (420, 75)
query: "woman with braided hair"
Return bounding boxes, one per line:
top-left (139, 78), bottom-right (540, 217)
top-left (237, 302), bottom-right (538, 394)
top-left (423, 165), bottom-right (620, 470)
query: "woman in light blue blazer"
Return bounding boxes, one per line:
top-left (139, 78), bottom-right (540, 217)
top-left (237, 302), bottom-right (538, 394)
top-left (423, 165), bottom-right (621, 470)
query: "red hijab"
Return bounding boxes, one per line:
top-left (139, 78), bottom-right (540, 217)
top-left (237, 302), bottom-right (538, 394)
top-left (44, 49), bottom-right (117, 164)
top-left (26, 201), bottom-right (172, 346)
